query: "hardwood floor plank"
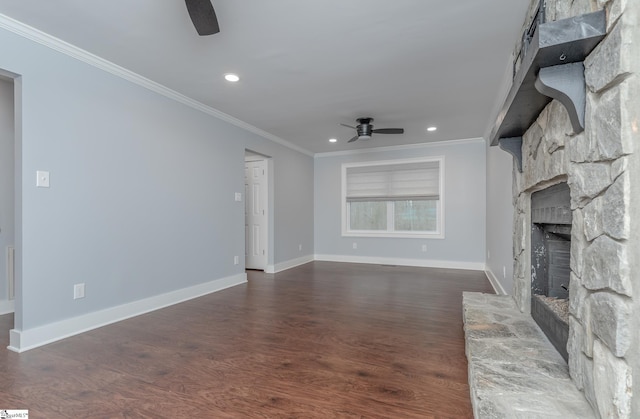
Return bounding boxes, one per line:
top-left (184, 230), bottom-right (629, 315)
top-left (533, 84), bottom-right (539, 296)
top-left (0, 262), bottom-right (494, 417)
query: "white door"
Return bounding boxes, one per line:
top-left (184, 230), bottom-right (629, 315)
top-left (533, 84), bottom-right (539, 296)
top-left (245, 159), bottom-right (267, 270)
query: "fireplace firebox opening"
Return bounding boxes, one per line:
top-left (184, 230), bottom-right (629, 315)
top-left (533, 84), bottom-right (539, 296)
top-left (530, 182), bottom-right (571, 361)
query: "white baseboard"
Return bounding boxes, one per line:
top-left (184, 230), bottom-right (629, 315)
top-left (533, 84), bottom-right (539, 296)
top-left (266, 254), bottom-right (314, 274)
top-left (484, 268), bottom-right (507, 295)
top-left (8, 273), bottom-right (247, 353)
top-left (0, 299), bottom-right (15, 315)
top-left (314, 254), bottom-right (485, 271)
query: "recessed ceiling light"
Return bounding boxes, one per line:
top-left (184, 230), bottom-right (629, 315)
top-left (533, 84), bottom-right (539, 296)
top-left (224, 73), bottom-right (240, 82)
top-left (329, 138), bottom-right (338, 143)
top-left (427, 126), bottom-right (437, 132)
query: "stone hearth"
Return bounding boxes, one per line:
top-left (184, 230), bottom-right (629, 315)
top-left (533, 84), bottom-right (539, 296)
top-left (463, 293), bottom-right (594, 418)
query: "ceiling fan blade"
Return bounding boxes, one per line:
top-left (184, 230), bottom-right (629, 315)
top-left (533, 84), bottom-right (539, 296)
top-left (372, 128), bottom-right (404, 134)
top-left (340, 123), bottom-right (357, 129)
top-left (185, 0), bottom-right (220, 35)
top-left (347, 135), bottom-right (359, 143)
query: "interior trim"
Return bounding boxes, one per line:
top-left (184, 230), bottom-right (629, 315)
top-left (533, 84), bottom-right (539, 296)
top-left (8, 273), bottom-right (247, 352)
top-left (484, 267), bottom-right (508, 295)
top-left (266, 255), bottom-right (314, 274)
top-left (0, 14), bottom-right (314, 157)
top-left (314, 254), bottom-right (485, 271)
top-left (314, 137), bottom-right (484, 158)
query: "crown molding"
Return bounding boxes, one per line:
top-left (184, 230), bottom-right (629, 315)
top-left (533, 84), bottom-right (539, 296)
top-left (313, 137), bottom-right (485, 158)
top-left (0, 14), bottom-right (314, 158)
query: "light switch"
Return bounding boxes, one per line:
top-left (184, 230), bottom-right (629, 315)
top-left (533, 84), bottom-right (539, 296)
top-left (36, 170), bottom-right (50, 188)
top-left (74, 283), bottom-right (85, 299)
top-left (235, 192), bottom-right (242, 202)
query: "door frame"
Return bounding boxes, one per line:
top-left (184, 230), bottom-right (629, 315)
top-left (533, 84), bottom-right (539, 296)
top-left (244, 150), bottom-right (272, 271)
top-left (0, 69), bottom-right (22, 339)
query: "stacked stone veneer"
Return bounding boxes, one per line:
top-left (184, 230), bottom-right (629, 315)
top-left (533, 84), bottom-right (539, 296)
top-left (510, 0), bottom-right (640, 417)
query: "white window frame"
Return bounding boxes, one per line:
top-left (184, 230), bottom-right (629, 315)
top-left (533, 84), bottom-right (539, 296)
top-left (341, 156), bottom-right (445, 239)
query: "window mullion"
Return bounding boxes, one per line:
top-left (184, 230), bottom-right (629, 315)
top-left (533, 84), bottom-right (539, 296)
top-left (346, 202), bottom-right (350, 231)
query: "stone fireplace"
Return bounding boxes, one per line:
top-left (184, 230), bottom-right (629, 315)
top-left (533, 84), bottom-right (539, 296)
top-left (464, 0), bottom-right (638, 415)
top-left (507, 0), bottom-right (640, 417)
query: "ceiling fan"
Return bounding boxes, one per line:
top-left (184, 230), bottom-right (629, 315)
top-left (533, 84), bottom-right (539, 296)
top-left (185, 0), bottom-right (220, 36)
top-left (340, 118), bottom-right (405, 143)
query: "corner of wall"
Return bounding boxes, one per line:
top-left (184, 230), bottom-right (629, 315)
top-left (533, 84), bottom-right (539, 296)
top-left (484, 267), bottom-right (508, 295)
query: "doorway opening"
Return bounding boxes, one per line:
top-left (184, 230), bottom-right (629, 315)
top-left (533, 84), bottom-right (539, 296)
top-left (244, 150), bottom-right (270, 271)
top-left (0, 70), bottom-right (21, 343)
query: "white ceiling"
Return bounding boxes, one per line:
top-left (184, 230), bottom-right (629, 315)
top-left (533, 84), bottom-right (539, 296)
top-left (0, 1), bottom-right (531, 154)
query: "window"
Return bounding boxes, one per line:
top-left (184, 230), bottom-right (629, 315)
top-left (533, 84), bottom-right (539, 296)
top-left (342, 157), bottom-right (444, 238)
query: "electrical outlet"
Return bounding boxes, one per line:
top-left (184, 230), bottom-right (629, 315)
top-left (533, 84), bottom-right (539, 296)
top-left (298, 244), bottom-right (302, 251)
top-left (234, 256), bottom-right (239, 265)
top-left (421, 244), bottom-right (427, 252)
top-left (235, 192), bottom-right (242, 202)
top-left (487, 250), bottom-right (491, 259)
top-left (73, 283), bottom-right (85, 300)
top-left (352, 242), bottom-right (357, 250)
top-left (503, 266), bottom-right (506, 279)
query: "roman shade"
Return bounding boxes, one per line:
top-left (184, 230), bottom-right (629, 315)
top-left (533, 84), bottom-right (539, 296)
top-left (346, 161), bottom-right (440, 202)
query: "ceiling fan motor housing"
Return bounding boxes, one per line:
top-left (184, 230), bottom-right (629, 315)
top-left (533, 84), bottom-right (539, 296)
top-left (357, 118), bottom-right (373, 139)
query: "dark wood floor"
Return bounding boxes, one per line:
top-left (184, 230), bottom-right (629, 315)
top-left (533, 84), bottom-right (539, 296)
top-left (0, 262), bottom-right (494, 418)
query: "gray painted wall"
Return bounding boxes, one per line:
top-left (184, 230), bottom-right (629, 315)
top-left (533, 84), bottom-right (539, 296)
top-left (0, 79), bottom-right (14, 304)
top-left (485, 143), bottom-right (515, 294)
top-left (0, 26), bottom-right (313, 333)
top-left (314, 140), bottom-right (487, 266)
top-left (483, 44), bottom-right (517, 295)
